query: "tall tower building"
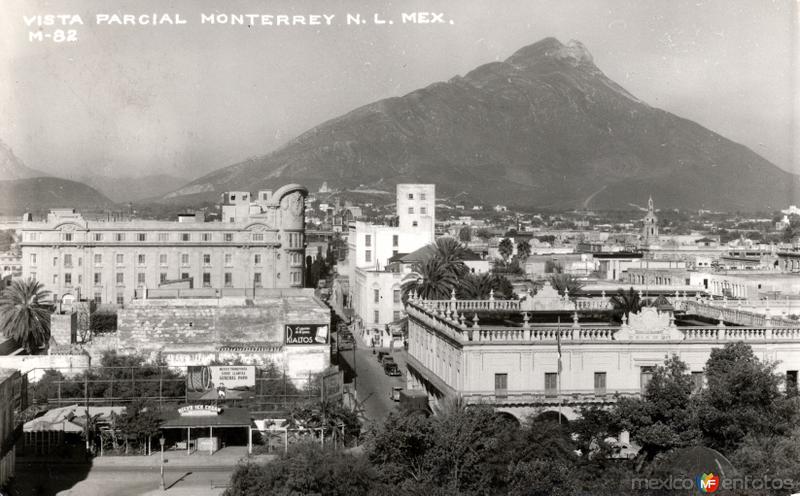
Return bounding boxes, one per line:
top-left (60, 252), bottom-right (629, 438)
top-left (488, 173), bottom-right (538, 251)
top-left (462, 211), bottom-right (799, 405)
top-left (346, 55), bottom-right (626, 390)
top-left (642, 196), bottom-right (659, 244)
top-left (396, 184), bottom-right (435, 241)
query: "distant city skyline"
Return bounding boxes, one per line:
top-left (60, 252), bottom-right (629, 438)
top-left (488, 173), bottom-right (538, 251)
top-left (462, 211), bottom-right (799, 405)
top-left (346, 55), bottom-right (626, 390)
top-left (0, 0), bottom-right (796, 182)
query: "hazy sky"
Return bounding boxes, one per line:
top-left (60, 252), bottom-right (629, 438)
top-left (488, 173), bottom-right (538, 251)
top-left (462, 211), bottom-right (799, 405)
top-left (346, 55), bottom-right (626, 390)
top-left (0, 0), bottom-right (796, 182)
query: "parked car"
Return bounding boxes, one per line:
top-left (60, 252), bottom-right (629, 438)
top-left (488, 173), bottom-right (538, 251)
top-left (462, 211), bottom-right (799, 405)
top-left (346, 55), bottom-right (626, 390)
top-left (390, 386), bottom-right (403, 401)
top-left (377, 351), bottom-right (389, 363)
top-left (381, 356), bottom-right (395, 366)
top-left (384, 362), bottom-right (401, 376)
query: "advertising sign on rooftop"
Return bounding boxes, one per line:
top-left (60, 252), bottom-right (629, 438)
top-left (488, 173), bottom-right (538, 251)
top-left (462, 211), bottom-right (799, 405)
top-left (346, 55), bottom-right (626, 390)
top-left (285, 324), bottom-right (329, 345)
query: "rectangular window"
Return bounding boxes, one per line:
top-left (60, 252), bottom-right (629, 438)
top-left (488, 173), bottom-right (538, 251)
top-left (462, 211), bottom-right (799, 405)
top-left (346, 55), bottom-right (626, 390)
top-left (545, 373), bottom-right (558, 397)
top-left (78, 257), bottom-right (82, 267)
top-left (420, 207), bottom-right (427, 215)
top-left (116, 254), bottom-right (124, 265)
top-left (115, 233), bottom-right (125, 242)
top-left (137, 254), bottom-right (145, 265)
top-left (392, 235), bottom-right (398, 247)
top-left (137, 233), bottom-right (146, 242)
top-left (420, 193), bottom-right (426, 201)
top-left (291, 252), bottom-right (303, 266)
top-left (640, 366), bottom-right (655, 393)
top-left (252, 233), bottom-right (264, 241)
top-left (137, 273), bottom-right (145, 285)
top-left (160, 273), bottom-right (167, 283)
top-left (94, 233), bottom-right (103, 241)
top-left (93, 292), bottom-right (101, 304)
top-left (30, 254), bottom-right (37, 265)
top-left (202, 233), bottom-right (212, 242)
top-left (94, 254), bottom-right (102, 265)
top-left (203, 254), bottom-right (211, 265)
top-left (495, 373), bottom-right (508, 399)
top-left (116, 273), bottom-right (124, 285)
top-left (374, 289), bottom-right (380, 303)
top-left (52, 274), bottom-right (58, 284)
top-left (224, 272), bottom-right (233, 287)
top-left (412, 221), bottom-right (418, 227)
top-left (254, 254), bottom-right (262, 265)
top-left (224, 233), bottom-right (233, 242)
top-left (692, 371), bottom-right (704, 393)
top-left (408, 207), bottom-right (414, 214)
top-left (62, 233), bottom-right (73, 242)
top-left (393, 249), bottom-right (399, 257)
top-left (181, 272), bottom-right (189, 281)
top-left (78, 275), bottom-right (82, 285)
top-left (64, 273), bottom-right (72, 285)
top-left (53, 256), bottom-right (58, 267)
top-left (393, 310), bottom-right (401, 321)
top-left (291, 271), bottom-right (301, 285)
top-left (254, 273), bottom-right (262, 287)
top-left (393, 290), bottom-right (401, 303)
top-left (594, 372), bottom-right (607, 396)
top-left (224, 253), bottom-right (232, 266)
top-left (94, 272), bottom-right (101, 285)
top-left (365, 250), bottom-right (372, 263)
top-left (64, 254), bottom-right (72, 268)
top-left (202, 272), bottom-right (211, 288)
top-left (787, 371), bottom-right (798, 394)
top-left (408, 193), bottom-right (413, 200)
top-left (28, 232), bottom-right (38, 241)
top-left (181, 253), bottom-right (189, 265)
top-left (158, 233), bottom-right (169, 242)
top-left (373, 310), bottom-right (380, 324)
top-left (116, 295), bottom-right (124, 306)
top-left (181, 233), bottom-right (190, 242)
top-left (365, 234), bottom-right (371, 247)
top-left (159, 254), bottom-right (167, 265)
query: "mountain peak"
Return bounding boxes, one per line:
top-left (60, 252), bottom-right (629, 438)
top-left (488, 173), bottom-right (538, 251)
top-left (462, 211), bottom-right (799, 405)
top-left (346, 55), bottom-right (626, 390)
top-left (507, 37), bottom-right (594, 69)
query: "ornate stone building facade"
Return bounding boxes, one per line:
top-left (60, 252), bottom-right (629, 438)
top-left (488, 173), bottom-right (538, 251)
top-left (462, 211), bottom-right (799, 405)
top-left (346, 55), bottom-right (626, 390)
top-left (19, 184), bottom-right (308, 305)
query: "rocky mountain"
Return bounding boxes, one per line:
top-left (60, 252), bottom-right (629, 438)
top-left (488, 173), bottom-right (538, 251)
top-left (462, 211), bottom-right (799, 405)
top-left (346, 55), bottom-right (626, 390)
top-left (0, 140), bottom-right (47, 180)
top-left (164, 37), bottom-right (798, 210)
top-left (79, 174), bottom-right (186, 203)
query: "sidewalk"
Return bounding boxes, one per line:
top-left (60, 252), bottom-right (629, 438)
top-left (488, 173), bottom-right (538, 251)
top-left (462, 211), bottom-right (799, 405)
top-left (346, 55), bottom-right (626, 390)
top-left (18, 446), bottom-right (276, 468)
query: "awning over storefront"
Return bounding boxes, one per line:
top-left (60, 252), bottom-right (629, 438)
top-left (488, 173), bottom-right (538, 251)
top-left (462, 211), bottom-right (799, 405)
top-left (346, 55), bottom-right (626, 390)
top-left (160, 406), bottom-right (253, 429)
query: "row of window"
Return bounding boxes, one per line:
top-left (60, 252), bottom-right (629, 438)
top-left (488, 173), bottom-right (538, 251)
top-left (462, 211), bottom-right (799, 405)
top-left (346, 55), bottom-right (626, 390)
top-left (364, 249), bottom-right (399, 263)
top-left (37, 269), bottom-right (303, 287)
top-left (32, 252), bottom-right (303, 267)
top-left (363, 234), bottom-right (399, 248)
top-left (407, 207), bottom-right (428, 215)
top-left (373, 289), bottom-right (402, 304)
top-left (28, 231), bottom-right (293, 243)
top-left (407, 193), bottom-right (427, 200)
top-left (490, 369), bottom-right (713, 399)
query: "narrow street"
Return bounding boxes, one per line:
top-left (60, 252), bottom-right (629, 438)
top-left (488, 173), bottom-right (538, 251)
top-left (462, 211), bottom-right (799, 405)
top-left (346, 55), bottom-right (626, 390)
top-left (338, 345), bottom-right (406, 423)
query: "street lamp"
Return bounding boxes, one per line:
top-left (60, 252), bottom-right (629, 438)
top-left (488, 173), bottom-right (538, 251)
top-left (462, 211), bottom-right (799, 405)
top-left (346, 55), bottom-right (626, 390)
top-left (159, 436), bottom-right (166, 490)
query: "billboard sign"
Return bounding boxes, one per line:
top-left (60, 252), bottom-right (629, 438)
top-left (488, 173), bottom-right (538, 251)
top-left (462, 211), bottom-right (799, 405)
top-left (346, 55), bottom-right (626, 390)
top-left (186, 365), bottom-right (256, 400)
top-left (285, 324), bottom-right (329, 345)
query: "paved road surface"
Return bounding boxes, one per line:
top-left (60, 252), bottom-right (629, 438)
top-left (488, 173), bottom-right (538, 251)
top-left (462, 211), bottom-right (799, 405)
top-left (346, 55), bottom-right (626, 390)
top-left (351, 346), bottom-right (406, 422)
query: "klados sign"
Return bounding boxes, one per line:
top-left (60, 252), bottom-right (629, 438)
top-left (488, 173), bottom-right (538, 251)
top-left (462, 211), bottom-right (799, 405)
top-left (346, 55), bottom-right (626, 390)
top-left (285, 324), bottom-right (329, 345)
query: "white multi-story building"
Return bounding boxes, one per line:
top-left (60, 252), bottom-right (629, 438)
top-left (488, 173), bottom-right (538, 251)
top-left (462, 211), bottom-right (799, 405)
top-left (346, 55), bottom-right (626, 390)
top-left (346, 184), bottom-right (436, 342)
top-left (18, 185), bottom-right (308, 305)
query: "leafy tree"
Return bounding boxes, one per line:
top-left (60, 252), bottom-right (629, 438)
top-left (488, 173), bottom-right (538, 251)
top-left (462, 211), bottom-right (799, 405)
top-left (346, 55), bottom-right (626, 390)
top-left (548, 273), bottom-right (584, 297)
top-left (111, 399), bottom-right (162, 454)
top-left (732, 427), bottom-right (800, 488)
top-left (516, 240), bottom-right (531, 262)
top-left (225, 442), bottom-right (377, 496)
top-left (498, 238), bottom-right (514, 263)
top-left (0, 278), bottom-right (52, 353)
top-left (613, 355), bottom-right (699, 464)
top-left (695, 342), bottom-right (800, 454)
top-left (458, 226), bottom-right (472, 243)
top-left (610, 287), bottom-right (643, 319)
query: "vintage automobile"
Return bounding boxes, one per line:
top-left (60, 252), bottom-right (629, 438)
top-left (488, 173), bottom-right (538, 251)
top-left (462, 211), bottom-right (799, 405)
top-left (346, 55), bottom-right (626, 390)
top-left (384, 362), bottom-right (401, 376)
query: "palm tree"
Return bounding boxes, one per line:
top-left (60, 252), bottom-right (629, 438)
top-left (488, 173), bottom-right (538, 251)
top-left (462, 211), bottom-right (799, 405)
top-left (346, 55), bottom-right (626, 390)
top-left (498, 238), bottom-right (514, 263)
top-left (609, 287), bottom-right (643, 319)
top-left (516, 240), bottom-right (531, 262)
top-left (548, 273), bottom-right (584, 298)
top-left (0, 278), bottom-right (51, 353)
top-left (433, 237), bottom-right (469, 277)
top-left (402, 257), bottom-right (459, 301)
